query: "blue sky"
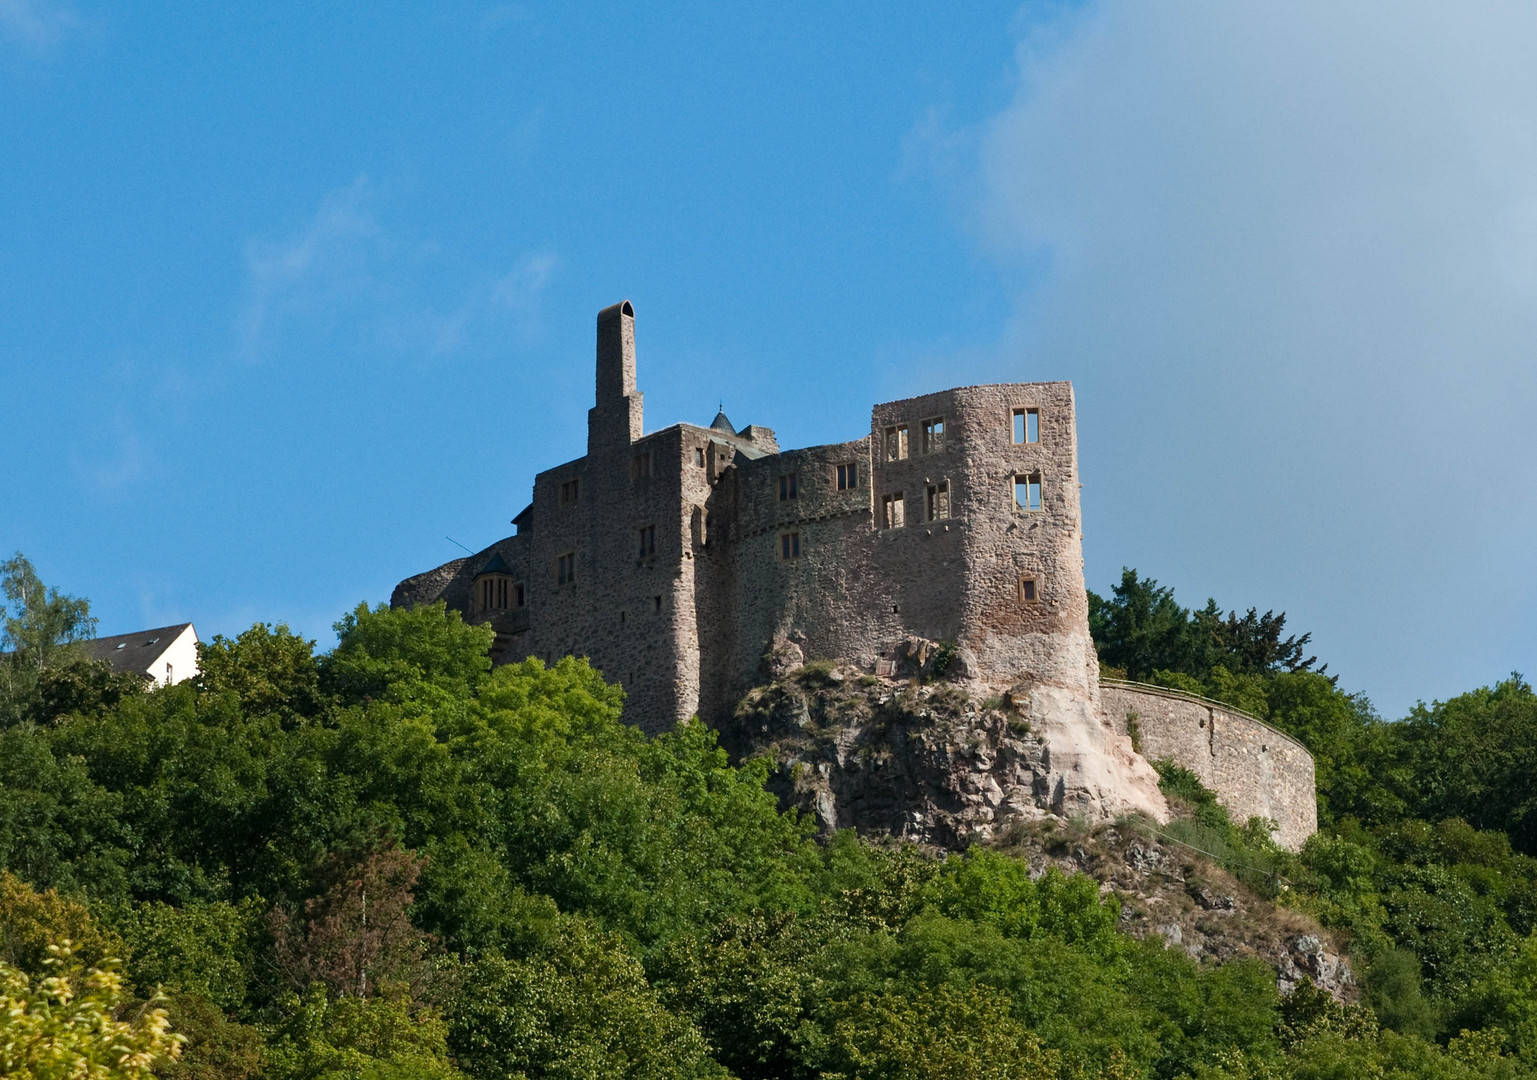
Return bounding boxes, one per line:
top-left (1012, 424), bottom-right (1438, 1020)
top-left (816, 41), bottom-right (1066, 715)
top-left (3, 2), bottom-right (1533, 718)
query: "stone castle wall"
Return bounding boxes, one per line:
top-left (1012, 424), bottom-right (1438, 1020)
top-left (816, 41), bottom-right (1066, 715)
top-left (1099, 681), bottom-right (1318, 851)
top-left (391, 299), bottom-right (1317, 846)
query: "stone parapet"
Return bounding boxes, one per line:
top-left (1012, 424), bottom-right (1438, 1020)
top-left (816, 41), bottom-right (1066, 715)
top-left (1098, 680), bottom-right (1318, 850)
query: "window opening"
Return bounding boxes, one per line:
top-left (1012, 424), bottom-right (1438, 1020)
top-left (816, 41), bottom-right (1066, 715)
top-left (1014, 472), bottom-right (1042, 512)
top-left (693, 447), bottom-right (705, 467)
top-left (779, 472), bottom-right (798, 500)
top-left (631, 451), bottom-right (652, 480)
top-left (515, 583), bottom-right (525, 608)
top-left (1019, 576), bottom-right (1038, 603)
top-left (560, 478), bottom-right (579, 505)
top-left (921, 417), bottom-right (945, 454)
top-left (638, 524), bottom-right (656, 557)
top-left (836, 462), bottom-right (857, 490)
top-left (557, 552), bottom-right (576, 585)
top-left (1012, 408), bottom-right (1039, 444)
top-left (881, 493), bottom-right (905, 529)
top-left (654, 595), bottom-right (663, 612)
top-left (884, 424), bottom-right (909, 461)
top-left (926, 481), bottom-right (950, 521)
top-left (780, 531), bottom-right (801, 560)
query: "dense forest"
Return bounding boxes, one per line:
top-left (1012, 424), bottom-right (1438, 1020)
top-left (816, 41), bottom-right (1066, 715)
top-left (3, 553), bottom-right (1537, 1079)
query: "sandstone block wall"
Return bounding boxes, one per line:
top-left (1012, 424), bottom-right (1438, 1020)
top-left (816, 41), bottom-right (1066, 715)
top-left (1099, 681), bottom-right (1318, 850)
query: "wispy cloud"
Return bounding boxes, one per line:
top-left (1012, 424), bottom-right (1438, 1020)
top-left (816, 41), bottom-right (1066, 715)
top-left (238, 177), bottom-right (384, 355)
top-left (959, 1), bottom-right (1537, 712)
top-left (238, 178), bottom-right (556, 362)
top-left (0, 0), bottom-right (82, 51)
top-left (491, 251), bottom-right (557, 316)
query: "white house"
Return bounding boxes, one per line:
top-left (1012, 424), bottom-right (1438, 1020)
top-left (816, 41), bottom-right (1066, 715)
top-left (83, 623), bottom-right (199, 686)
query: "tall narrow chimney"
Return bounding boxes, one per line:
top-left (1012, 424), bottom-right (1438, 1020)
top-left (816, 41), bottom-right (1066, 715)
top-left (596, 299), bottom-right (636, 401)
top-left (588, 300), bottom-right (643, 452)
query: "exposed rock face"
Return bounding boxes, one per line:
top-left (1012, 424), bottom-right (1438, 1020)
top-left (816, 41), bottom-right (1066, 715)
top-left (726, 662), bottom-right (1168, 848)
top-left (1005, 820), bottom-right (1354, 1000)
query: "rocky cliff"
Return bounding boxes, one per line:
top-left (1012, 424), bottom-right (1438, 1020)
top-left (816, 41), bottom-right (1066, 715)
top-left (723, 662), bottom-right (1349, 998)
top-left (724, 647), bottom-right (1167, 848)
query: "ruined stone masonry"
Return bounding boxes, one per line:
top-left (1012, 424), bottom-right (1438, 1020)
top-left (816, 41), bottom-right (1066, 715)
top-left (394, 301), bottom-right (1318, 848)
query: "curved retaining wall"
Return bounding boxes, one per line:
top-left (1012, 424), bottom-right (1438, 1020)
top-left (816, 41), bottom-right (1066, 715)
top-left (1099, 680), bottom-right (1318, 851)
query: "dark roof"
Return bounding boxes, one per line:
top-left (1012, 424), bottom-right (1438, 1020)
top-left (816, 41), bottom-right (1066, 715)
top-left (475, 552), bottom-right (513, 577)
top-left (81, 623), bottom-right (194, 675)
top-left (710, 411), bottom-right (736, 435)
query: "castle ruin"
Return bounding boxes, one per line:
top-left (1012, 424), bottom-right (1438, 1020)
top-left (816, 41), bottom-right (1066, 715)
top-left (395, 301), bottom-right (1317, 846)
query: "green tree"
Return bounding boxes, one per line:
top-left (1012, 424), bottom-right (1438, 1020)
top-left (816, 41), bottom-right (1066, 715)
top-left (263, 985), bottom-right (463, 1080)
top-left (0, 553), bottom-right (96, 669)
top-left (0, 941), bottom-right (185, 1080)
top-left (1089, 569), bottom-right (1200, 680)
top-left (196, 623), bottom-right (324, 722)
top-left (0, 553), bottom-right (113, 727)
top-left (819, 983), bottom-right (1063, 1080)
top-left (447, 917), bottom-right (724, 1080)
top-left (1397, 678), bottom-right (1537, 854)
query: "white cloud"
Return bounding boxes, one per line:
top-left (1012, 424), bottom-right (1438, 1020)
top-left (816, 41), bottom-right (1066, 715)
top-left (0, 0), bottom-right (81, 50)
top-left (238, 179), bottom-right (555, 362)
top-left (491, 251), bottom-right (557, 316)
top-left (238, 177), bottom-right (383, 354)
top-left (967, 1), bottom-right (1537, 712)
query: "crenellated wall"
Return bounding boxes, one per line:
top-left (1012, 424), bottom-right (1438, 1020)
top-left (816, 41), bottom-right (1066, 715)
top-left (1099, 681), bottom-right (1318, 850)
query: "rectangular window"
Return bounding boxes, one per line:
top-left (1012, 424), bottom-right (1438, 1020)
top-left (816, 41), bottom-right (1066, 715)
top-left (779, 472), bottom-right (798, 500)
top-left (693, 447), bottom-right (705, 467)
top-left (515, 583), bottom-right (525, 608)
top-left (1012, 407), bottom-right (1040, 444)
top-left (1014, 472), bottom-right (1042, 512)
top-left (638, 524), bottom-right (656, 557)
top-left (631, 452), bottom-right (652, 480)
top-left (559, 478), bottom-right (579, 505)
top-left (836, 462), bottom-right (857, 490)
top-left (1020, 576), bottom-right (1038, 603)
top-left (921, 417), bottom-right (945, 454)
top-left (881, 492), bottom-right (905, 529)
top-left (926, 481), bottom-right (950, 521)
top-left (780, 531), bottom-right (801, 559)
top-left (557, 552), bottom-right (576, 585)
top-left (654, 595), bottom-right (663, 612)
top-left (884, 424), bottom-right (909, 461)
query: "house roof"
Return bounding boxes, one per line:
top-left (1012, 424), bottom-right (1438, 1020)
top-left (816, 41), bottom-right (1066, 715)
top-left (81, 623), bottom-right (195, 676)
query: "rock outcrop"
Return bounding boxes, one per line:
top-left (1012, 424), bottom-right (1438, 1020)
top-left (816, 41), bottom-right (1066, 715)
top-left (998, 818), bottom-right (1354, 1000)
top-left (725, 656), bottom-right (1168, 848)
